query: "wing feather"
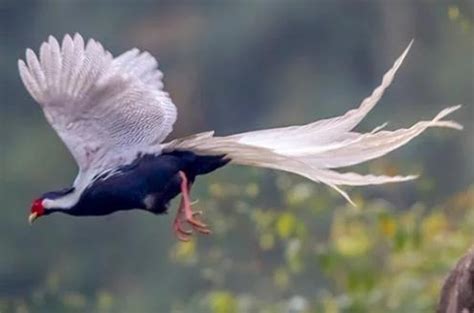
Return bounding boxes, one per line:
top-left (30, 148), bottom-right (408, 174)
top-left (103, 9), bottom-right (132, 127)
top-left (19, 33), bottom-right (177, 176)
top-left (18, 60), bottom-right (43, 103)
top-left (113, 48), bottom-right (164, 89)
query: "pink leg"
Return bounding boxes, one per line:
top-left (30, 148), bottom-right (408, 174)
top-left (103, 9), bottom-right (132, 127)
top-left (172, 171), bottom-right (211, 241)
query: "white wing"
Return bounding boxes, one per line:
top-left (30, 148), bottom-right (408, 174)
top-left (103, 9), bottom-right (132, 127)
top-left (18, 34), bottom-right (177, 175)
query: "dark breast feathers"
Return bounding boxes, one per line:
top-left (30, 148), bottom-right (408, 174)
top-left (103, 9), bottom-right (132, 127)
top-left (67, 151), bottom-right (230, 216)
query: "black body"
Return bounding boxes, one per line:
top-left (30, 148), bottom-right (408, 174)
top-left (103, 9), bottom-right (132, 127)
top-left (45, 151), bottom-right (230, 216)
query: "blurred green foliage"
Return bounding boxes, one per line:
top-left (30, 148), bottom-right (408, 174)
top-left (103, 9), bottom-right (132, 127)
top-left (1, 171), bottom-right (473, 313)
top-left (1, 1), bottom-right (473, 313)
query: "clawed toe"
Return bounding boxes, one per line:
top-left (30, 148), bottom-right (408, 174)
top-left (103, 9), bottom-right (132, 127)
top-left (186, 214), bottom-right (207, 228)
top-left (194, 225), bottom-right (211, 235)
top-left (176, 221), bottom-right (192, 235)
top-left (173, 219), bottom-right (193, 242)
top-left (173, 211), bottom-right (211, 240)
top-left (192, 210), bottom-right (203, 217)
top-left (175, 230), bottom-right (191, 242)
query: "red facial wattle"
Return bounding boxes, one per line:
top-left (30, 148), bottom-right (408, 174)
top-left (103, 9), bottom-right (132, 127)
top-left (29, 198), bottom-right (45, 224)
top-left (31, 198), bottom-right (45, 215)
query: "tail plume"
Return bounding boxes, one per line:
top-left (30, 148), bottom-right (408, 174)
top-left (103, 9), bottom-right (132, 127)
top-left (164, 41), bottom-right (462, 205)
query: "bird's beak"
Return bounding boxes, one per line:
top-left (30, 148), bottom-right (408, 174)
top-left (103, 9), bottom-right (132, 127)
top-left (28, 212), bottom-right (38, 225)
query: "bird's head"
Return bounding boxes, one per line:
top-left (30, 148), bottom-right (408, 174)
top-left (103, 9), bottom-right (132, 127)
top-left (28, 198), bottom-right (46, 224)
top-left (28, 187), bottom-right (76, 224)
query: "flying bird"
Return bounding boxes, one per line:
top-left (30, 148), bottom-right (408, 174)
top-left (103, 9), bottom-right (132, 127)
top-left (19, 34), bottom-right (462, 241)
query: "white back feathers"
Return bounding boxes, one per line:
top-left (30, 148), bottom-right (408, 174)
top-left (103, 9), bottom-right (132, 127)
top-left (164, 40), bottom-right (462, 205)
top-left (18, 34), bottom-right (177, 176)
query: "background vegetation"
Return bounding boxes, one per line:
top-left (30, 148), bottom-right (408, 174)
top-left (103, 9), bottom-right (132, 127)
top-left (0, 1), bottom-right (473, 312)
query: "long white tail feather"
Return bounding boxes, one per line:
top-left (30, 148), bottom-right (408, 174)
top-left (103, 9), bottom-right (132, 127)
top-left (164, 42), bottom-right (462, 205)
top-left (229, 40), bottom-right (413, 151)
top-left (286, 105), bottom-right (462, 168)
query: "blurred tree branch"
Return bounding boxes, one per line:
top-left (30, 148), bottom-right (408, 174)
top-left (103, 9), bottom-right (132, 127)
top-left (438, 246), bottom-right (474, 313)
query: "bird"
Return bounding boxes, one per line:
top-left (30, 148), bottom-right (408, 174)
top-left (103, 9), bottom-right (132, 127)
top-left (19, 34), bottom-right (462, 241)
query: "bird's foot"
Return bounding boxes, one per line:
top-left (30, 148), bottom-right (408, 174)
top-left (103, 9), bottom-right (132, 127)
top-left (172, 171), bottom-right (212, 242)
top-left (173, 209), bottom-right (211, 242)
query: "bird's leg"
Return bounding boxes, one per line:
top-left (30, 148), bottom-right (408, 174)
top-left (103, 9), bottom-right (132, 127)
top-left (172, 171), bottom-right (211, 241)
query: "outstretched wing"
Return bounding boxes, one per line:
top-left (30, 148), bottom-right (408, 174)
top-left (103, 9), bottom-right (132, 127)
top-left (18, 34), bottom-right (177, 174)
